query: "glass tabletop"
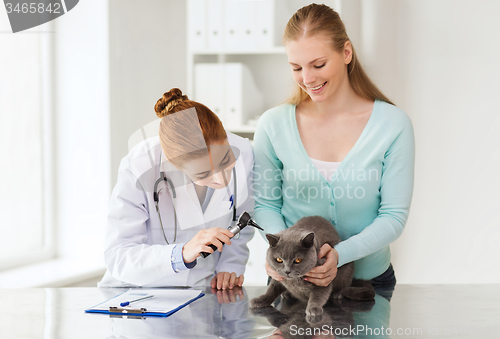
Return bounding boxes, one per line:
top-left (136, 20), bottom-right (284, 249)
top-left (0, 284), bottom-right (499, 339)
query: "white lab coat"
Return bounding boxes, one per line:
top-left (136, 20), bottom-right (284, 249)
top-left (99, 132), bottom-right (254, 288)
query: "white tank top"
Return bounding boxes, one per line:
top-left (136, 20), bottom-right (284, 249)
top-left (310, 157), bottom-right (341, 182)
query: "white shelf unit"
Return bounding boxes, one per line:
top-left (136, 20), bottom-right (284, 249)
top-left (185, 0), bottom-right (347, 136)
top-left (187, 49), bottom-right (290, 135)
top-left (190, 46), bottom-right (286, 55)
top-left (186, 0), bottom-right (295, 135)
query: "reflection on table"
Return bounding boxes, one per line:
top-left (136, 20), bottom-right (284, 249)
top-left (0, 285), bottom-right (499, 338)
top-left (251, 293), bottom-right (390, 339)
top-left (101, 287), bottom-right (255, 339)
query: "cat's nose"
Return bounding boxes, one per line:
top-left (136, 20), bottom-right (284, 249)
top-left (284, 270), bottom-right (291, 275)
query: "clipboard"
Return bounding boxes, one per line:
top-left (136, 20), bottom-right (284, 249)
top-left (85, 288), bottom-right (205, 318)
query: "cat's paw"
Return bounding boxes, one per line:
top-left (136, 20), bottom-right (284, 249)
top-left (250, 297), bottom-right (271, 308)
top-left (305, 304), bottom-right (323, 317)
top-left (305, 305), bottom-right (323, 324)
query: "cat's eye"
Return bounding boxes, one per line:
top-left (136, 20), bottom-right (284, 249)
top-left (294, 258), bottom-right (302, 264)
top-left (276, 257), bottom-right (283, 263)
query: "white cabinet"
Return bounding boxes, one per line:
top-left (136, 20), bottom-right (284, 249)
top-left (186, 0), bottom-right (344, 135)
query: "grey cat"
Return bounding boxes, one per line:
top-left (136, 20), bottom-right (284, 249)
top-left (250, 216), bottom-right (374, 320)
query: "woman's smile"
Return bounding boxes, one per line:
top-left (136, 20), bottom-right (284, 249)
top-left (306, 81), bottom-right (327, 94)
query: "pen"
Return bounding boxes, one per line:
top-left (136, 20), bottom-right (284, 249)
top-left (120, 295), bottom-right (154, 307)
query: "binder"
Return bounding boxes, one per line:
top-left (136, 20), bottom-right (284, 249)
top-left (188, 0), bottom-right (208, 51)
top-left (194, 63), bottom-right (226, 121)
top-left (207, 0), bottom-right (224, 51)
top-left (239, 0), bottom-right (256, 50)
top-left (85, 288), bottom-right (204, 318)
top-left (224, 63), bottom-right (264, 129)
top-left (224, 0), bottom-right (241, 50)
top-left (255, 0), bottom-right (275, 49)
top-left (224, 63), bottom-right (245, 129)
top-left (194, 62), bottom-right (263, 129)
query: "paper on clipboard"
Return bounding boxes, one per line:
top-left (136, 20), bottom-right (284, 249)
top-left (85, 289), bottom-right (204, 317)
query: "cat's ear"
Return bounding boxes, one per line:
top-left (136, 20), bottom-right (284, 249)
top-left (301, 232), bottom-right (315, 248)
top-left (266, 234), bottom-right (280, 247)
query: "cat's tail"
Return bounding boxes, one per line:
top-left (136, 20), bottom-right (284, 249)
top-left (341, 279), bottom-right (375, 301)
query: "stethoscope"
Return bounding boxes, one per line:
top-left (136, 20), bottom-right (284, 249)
top-left (153, 161), bottom-right (237, 245)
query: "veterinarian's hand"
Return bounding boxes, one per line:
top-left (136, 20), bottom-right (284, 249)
top-left (211, 285), bottom-right (245, 304)
top-left (183, 227), bottom-right (233, 263)
top-left (304, 244), bottom-right (339, 287)
top-left (265, 262), bottom-right (284, 281)
top-left (211, 272), bottom-right (244, 290)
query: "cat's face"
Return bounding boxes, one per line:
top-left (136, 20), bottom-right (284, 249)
top-left (266, 232), bottom-right (318, 279)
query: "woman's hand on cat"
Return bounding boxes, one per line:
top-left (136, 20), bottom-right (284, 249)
top-left (211, 271), bottom-right (244, 290)
top-left (304, 244), bottom-right (339, 286)
top-left (265, 262), bottom-right (284, 281)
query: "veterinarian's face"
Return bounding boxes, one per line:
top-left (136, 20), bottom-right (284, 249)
top-left (181, 142), bottom-right (236, 189)
top-left (286, 34), bottom-right (352, 103)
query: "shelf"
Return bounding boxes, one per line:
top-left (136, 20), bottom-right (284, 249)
top-left (190, 46), bottom-right (286, 55)
top-left (227, 124), bottom-right (257, 133)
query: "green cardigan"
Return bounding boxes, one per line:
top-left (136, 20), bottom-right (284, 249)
top-left (253, 99), bottom-right (415, 279)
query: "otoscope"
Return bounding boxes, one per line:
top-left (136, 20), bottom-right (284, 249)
top-left (200, 211), bottom-right (263, 258)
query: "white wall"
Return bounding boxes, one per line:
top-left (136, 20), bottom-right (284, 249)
top-left (361, 0), bottom-right (500, 283)
top-left (54, 0), bottom-right (110, 261)
top-left (108, 0), bottom-right (187, 187)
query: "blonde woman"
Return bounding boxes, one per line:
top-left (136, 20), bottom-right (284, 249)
top-left (254, 4), bottom-right (414, 300)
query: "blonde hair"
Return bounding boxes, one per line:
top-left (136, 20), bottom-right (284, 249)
top-left (283, 3), bottom-right (394, 106)
top-left (154, 88), bottom-right (227, 167)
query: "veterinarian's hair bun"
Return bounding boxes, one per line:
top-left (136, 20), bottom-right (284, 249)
top-left (154, 88), bottom-right (189, 118)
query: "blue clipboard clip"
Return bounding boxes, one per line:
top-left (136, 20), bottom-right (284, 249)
top-left (109, 306), bottom-right (147, 314)
top-left (109, 306), bottom-right (147, 319)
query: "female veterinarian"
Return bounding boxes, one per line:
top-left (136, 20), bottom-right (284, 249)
top-left (253, 4), bottom-right (415, 299)
top-left (99, 88), bottom-right (254, 290)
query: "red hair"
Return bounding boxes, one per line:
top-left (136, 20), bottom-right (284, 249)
top-left (154, 88), bottom-right (227, 166)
